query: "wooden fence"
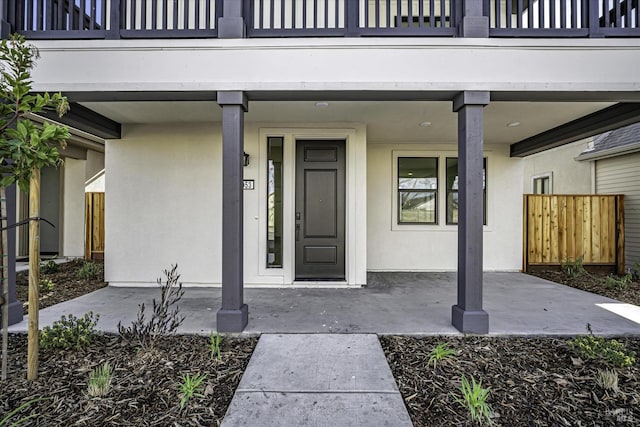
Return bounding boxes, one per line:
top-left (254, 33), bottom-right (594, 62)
top-left (523, 195), bottom-right (625, 274)
top-left (85, 192), bottom-right (105, 260)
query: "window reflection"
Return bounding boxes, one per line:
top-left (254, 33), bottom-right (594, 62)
top-left (267, 137), bottom-right (283, 268)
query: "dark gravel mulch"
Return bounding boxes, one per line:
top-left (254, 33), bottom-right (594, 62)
top-left (528, 269), bottom-right (640, 307)
top-left (382, 336), bottom-right (640, 426)
top-left (15, 259), bottom-right (107, 314)
top-left (1, 334), bottom-right (257, 426)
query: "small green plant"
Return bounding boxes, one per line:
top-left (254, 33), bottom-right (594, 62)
top-left (631, 260), bottom-right (640, 281)
top-left (568, 324), bottom-right (636, 368)
top-left (87, 362), bottom-right (113, 397)
top-left (76, 260), bottom-right (101, 280)
top-left (453, 375), bottom-right (493, 425)
top-left (178, 372), bottom-right (207, 410)
top-left (40, 312), bottom-right (100, 350)
top-left (39, 278), bottom-right (55, 292)
top-left (0, 397), bottom-right (43, 426)
top-left (561, 255), bottom-right (586, 278)
top-left (604, 273), bottom-right (633, 290)
top-left (209, 331), bottom-right (222, 361)
top-left (40, 259), bottom-right (59, 274)
top-left (428, 342), bottom-right (457, 369)
top-left (596, 368), bottom-right (619, 394)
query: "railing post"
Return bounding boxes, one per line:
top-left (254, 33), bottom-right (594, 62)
top-left (459, 0), bottom-right (489, 37)
top-left (0, 0), bottom-right (10, 38)
top-left (345, 0), bottom-right (359, 36)
top-left (588, 0), bottom-right (604, 38)
top-left (106, 0), bottom-right (121, 39)
top-left (218, 0), bottom-right (245, 38)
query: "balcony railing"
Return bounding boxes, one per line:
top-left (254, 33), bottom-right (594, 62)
top-left (485, 0), bottom-right (639, 37)
top-left (245, 0), bottom-right (459, 37)
top-left (3, 0), bottom-right (639, 39)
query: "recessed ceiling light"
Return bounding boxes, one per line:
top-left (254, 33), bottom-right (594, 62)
top-left (507, 121), bottom-right (521, 127)
top-left (419, 121), bottom-right (432, 127)
top-left (315, 102), bottom-right (329, 108)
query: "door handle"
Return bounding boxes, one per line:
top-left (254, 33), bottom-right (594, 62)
top-left (295, 224), bottom-right (300, 241)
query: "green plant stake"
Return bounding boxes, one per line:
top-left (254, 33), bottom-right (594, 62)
top-left (453, 375), bottom-right (493, 425)
top-left (178, 372), bottom-right (207, 410)
top-left (209, 332), bottom-right (222, 361)
top-left (87, 362), bottom-right (113, 397)
top-left (427, 342), bottom-right (457, 369)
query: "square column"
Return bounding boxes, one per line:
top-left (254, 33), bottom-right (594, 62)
top-left (216, 91), bottom-right (248, 332)
top-left (218, 0), bottom-right (245, 38)
top-left (452, 91), bottom-right (489, 334)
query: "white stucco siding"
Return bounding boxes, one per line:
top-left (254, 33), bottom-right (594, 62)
top-left (30, 39), bottom-right (640, 94)
top-left (596, 152), bottom-right (640, 269)
top-left (367, 143), bottom-right (523, 271)
top-left (106, 123), bottom-right (222, 286)
top-left (62, 158), bottom-right (86, 257)
top-left (522, 138), bottom-right (594, 194)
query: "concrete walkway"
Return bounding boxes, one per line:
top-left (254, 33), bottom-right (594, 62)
top-left (220, 334), bottom-right (412, 427)
top-left (9, 272), bottom-right (640, 336)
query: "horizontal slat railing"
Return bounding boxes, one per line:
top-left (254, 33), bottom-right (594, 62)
top-left (485, 0), bottom-right (639, 37)
top-left (245, 0), bottom-right (458, 37)
top-left (9, 0), bottom-right (222, 39)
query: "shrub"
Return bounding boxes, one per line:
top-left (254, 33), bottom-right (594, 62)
top-left (561, 256), bottom-right (585, 278)
top-left (118, 264), bottom-right (185, 350)
top-left (77, 260), bottom-right (101, 280)
top-left (604, 273), bottom-right (633, 290)
top-left (568, 324), bottom-right (636, 368)
top-left (40, 312), bottom-right (100, 350)
top-left (40, 259), bottom-right (59, 274)
top-left (39, 278), bottom-right (55, 292)
top-left (453, 375), bottom-right (493, 425)
top-left (87, 362), bottom-right (113, 397)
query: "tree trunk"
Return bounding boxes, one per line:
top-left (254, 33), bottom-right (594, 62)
top-left (27, 168), bottom-right (39, 380)
top-left (1, 186), bottom-right (8, 380)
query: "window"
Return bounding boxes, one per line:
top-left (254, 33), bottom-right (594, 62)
top-left (397, 157), bottom-right (438, 224)
top-left (446, 158), bottom-right (487, 225)
top-left (533, 175), bottom-right (551, 194)
top-left (266, 137), bottom-right (283, 268)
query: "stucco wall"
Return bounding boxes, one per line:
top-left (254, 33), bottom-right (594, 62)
top-left (367, 143), bottom-right (524, 271)
top-left (522, 138), bottom-right (594, 194)
top-left (86, 150), bottom-right (105, 181)
top-left (62, 158), bottom-right (86, 257)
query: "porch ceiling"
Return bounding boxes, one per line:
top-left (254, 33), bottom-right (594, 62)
top-left (80, 100), bottom-right (613, 144)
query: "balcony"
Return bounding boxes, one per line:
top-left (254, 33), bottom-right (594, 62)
top-left (2, 0), bottom-right (639, 39)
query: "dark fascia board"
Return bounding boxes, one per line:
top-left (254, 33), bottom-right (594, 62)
top-left (510, 103), bottom-right (640, 157)
top-left (37, 102), bottom-right (121, 139)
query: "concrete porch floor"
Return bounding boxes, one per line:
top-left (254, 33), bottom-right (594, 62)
top-left (8, 272), bottom-right (640, 336)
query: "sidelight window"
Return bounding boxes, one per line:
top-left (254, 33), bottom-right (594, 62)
top-left (267, 137), bottom-right (283, 268)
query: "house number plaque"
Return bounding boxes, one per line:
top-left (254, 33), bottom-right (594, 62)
top-left (243, 180), bottom-right (255, 190)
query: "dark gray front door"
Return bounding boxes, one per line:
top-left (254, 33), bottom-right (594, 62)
top-left (295, 140), bottom-right (345, 280)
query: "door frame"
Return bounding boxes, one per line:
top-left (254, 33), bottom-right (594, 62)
top-left (257, 127), bottom-right (367, 286)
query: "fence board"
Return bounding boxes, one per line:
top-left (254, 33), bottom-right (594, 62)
top-left (523, 195), bottom-right (624, 273)
top-left (85, 192), bottom-right (105, 260)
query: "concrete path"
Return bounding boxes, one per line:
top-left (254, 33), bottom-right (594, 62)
top-left (221, 334), bottom-right (412, 427)
top-left (9, 272), bottom-right (640, 336)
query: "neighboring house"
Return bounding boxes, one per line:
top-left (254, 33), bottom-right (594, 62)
top-left (3, 0), bottom-right (640, 333)
top-left (523, 122), bottom-right (640, 271)
top-left (576, 123), bottom-right (640, 270)
top-left (15, 126), bottom-right (105, 259)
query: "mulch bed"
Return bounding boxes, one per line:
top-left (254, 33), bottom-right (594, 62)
top-left (1, 334), bottom-right (257, 426)
top-left (528, 269), bottom-right (640, 307)
top-left (15, 259), bottom-right (108, 314)
top-left (382, 336), bottom-right (640, 426)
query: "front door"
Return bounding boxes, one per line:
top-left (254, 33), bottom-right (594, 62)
top-left (295, 140), bottom-right (346, 280)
